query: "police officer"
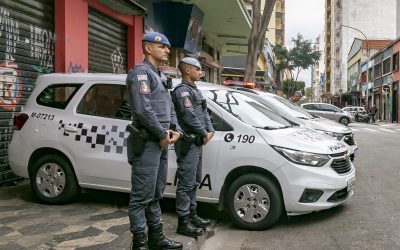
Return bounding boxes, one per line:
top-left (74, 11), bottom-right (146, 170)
top-left (288, 91), bottom-right (302, 104)
top-left (172, 57), bottom-right (215, 237)
top-left (126, 32), bottom-right (183, 250)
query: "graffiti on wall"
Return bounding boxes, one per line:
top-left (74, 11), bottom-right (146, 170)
top-left (111, 47), bottom-right (125, 74)
top-left (0, 7), bottom-right (20, 61)
top-left (68, 62), bottom-right (85, 73)
top-left (0, 61), bottom-right (22, 110)
top-left (0, 6), bottom-right (55, 110)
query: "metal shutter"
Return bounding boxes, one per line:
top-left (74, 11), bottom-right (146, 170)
top-left (0, 0), bottom-right (54, 184)
top-left (88, 8), bottom-right (127, 74)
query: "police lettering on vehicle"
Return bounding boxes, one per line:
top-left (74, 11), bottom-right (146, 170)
top-left (167, 172), bottom-right (212, 191)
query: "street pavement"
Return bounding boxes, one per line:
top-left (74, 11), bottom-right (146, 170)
top-left (201, 121), bottom-right (400, 250)
top-left (0, 182), bottom-right (216, 250)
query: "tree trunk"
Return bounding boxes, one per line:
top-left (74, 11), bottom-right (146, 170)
top-left (244, 0), bottom-right (276, 83)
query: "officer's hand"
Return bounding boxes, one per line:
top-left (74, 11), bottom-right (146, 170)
top-left (169, 130), bottom-right (181, 143)
top-left (159, 131), bottom-right (171, 148)
top-left (203, 134), bottom-right (210, 145)
top-left (208, 132), bottom-right (215, 140)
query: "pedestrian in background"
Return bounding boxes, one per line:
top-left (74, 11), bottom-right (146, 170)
top-left (370, 105), bottom-right (377, 123)
top-left (126, 31), bottom-right (183, 250)
top-left (288, 91), bottom-right (302, 104)
top-left (172, 57), bottom-right (215, 237)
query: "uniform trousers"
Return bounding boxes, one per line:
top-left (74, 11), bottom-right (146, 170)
top-left (129, 140), bottom-right (168, 234)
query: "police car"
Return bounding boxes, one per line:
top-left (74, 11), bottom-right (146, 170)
top-left (8, 74), bottom-right (356, 230)
top-left (233, 88), bottom-right (358, 161)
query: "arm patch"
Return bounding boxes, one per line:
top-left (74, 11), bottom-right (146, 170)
top-left (183, 96), bottom-right (192, 108)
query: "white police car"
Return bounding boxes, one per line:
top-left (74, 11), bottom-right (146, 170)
top-left (234, 89), bottom-right (358, 161)
top-left (9, 74), bottom-right (356, 230)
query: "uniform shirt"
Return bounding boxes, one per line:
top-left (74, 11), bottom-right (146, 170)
top-left (172, 80), bottom-right (214, 137)
top-left (126, 59), bottom-right (181, 139)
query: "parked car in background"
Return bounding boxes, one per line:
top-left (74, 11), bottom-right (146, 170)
top-left (301, 102), bottom-right (354, 126)
top-left (342, 106), bottom-right (367, 116)
top-left (8, 74), bottom-right (355, 230)
top-left (233, 88), bottom-right (358, 161)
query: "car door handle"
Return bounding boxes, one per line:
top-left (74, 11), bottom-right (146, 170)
top-left (64, 126), bottom-right (78, 133)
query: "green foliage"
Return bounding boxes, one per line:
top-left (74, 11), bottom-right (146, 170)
top-left (282, 80), bottom-right (305, 97)
top-left (305, 87), bottom-right (313, 100)
top-left (273, 33), bottom-right (321, 82)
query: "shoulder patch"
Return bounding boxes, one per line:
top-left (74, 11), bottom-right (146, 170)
top-left (181, 91), bottom-right (190, 97)
top-left (184, 96), bottom-right (192, 108)
top-left (137, 74), bottom-right (148, 81)
top-left (139, 80), bottom-right (150, 94)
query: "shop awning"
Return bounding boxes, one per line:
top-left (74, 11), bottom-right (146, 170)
top-left (174, 0), bottom-right (252, 55)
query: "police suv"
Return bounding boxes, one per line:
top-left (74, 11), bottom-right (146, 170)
top-left (9, 74), bottom-right (356, 230)
top-left (234, 88), bottom-right (358, 161)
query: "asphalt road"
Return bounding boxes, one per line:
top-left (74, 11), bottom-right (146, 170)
top-left (201, 122), bottom-right (400, 250)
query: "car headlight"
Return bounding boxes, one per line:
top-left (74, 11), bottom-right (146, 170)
top-left (323, 131), bottom-right (345, 140)
top-left (273, 146), bottom-right (330, 167)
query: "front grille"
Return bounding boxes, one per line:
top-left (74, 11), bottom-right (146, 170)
top-left (327, 187), bottom-right (350, 202)
top-left (343, 134), bottom-right (355, 146)
top-left (331, 157), bottom-right (351, 174)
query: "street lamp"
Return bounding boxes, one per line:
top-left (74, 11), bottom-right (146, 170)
top-left (341, 24), bottom-right (370, 108)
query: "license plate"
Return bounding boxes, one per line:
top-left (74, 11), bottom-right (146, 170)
top-left (347, 177), bottom-right (356, 191)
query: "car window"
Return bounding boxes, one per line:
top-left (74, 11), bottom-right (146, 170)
top-left (203, 89), bottom-right (292, 129)
top-left (257, 93), bottom-right (314, 119)
top-left (36, 84), bottom-right (82, 109)
top-left (320, 104), bottom-right (335, 112)
top-left (208, 109), bottom-right (233, 131)
top-left (303, 104), bottom-right (320, 110)
top-left (77, 84), bottom-right (131, 119)
top-left (333, 106), bottom-right (342, 112)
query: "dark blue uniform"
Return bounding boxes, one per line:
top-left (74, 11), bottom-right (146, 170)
top-left (172, 80), bottom-right (214, 217)
top-left (126, 59), bottom-right (181, 234)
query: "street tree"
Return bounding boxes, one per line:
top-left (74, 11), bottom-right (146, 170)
top-left (273, 33), bottom-right (321, 96)
top-left (244, 0), bottom-right (276, 83)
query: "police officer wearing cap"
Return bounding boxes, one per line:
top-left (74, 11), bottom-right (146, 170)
top-left (172, 57), bottom-right (215, 237)
top-left (126, 31), bottom-right (183, 250)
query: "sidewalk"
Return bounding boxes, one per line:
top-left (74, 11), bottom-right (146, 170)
top-left (0, 182), bottom-right (215, 249)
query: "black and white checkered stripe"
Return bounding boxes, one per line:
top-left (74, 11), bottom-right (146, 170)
top-left (58, 120), bottom-right (128, 154)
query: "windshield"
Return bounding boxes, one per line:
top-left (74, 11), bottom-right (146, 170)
top-left (257, 92), bottom-right (314, 119)
top-left (203, 89), bottom-right (292, 129)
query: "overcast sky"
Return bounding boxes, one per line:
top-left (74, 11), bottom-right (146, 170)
top-left (284, 0), bottom-right (325, 87)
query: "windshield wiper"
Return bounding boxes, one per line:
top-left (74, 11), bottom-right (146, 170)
top-left (297, 116), bottom-right (309, 120)
top-left (254, 125), bottom-right (291, 130)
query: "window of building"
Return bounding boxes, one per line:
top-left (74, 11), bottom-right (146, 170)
top-left (393, 52), bottom-right (399, 72)
top-left (382, 57), bottom-right (391, 75)
top-left (360, 71), bottom-right (367, 83)
top-left (77, 84), bottom-right (130, 120)
top-left (36, 84), bottom-right (82, 109)
top-left (203, 42), bottom-right (214, 57)
top-left (368, 67), bottom-right (373, 81)
top-left (373, 63), bottom-right (382, 79)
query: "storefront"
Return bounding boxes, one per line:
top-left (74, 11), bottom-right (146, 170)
top-left (0, 0), bottom-right (144, 184)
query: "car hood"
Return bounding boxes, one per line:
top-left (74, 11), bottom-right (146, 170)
top-left (305, 117), bottom-right (352, 134)
top-left (257, 127), bottom-right (348, 155)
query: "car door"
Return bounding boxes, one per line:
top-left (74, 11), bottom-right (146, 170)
top-left (59, 81), bottom-right (132, 191)
top-left (304, 104), bottom-right (324, 118)
top-left (318, 104), bottom-right (336, 121)
top-left (164, 101), bottom-right (222, 201)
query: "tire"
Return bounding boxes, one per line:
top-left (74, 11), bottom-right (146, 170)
top-left (225, 174), bottom-right (283, 230)
top-left (29, 155), bottom-right (80, 204)
top-left (339, 117), bottom-right (350, 126)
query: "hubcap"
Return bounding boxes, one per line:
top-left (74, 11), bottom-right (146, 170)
top-left (233, 184), bottom-right (270, 223)
top-left (36, 163), bottom-right (66, 198)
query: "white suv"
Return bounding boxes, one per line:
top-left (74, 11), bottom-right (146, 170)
top-left (9, 74), bottom-right (355, 230)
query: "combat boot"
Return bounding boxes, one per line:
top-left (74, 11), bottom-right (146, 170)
top-left (190, 210), bottom-right (211, 229)
top-left (131, 233), bottom-right (149, 250)
top-left (176, 215), bottom-right (203, 237)
top-left (148, 224), bottom-right (182, 250)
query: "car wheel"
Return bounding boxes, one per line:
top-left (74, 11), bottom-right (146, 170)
top-left (339, 117), bottom-right (350, 126)
top-left (30, 155), bottom-right (80, 204)
top-left (226, 174), bottom-right (283, 230)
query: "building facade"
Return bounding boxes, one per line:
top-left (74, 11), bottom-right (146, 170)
top-left (311, 33), bottom-right (325, 102)
top-left (324, 0), bottom-right (399, 105)
top-left (0, 0), bottom-right (144, 184)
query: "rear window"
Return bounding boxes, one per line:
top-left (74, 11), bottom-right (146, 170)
top-left (36, 84), bottom-right (82, 109)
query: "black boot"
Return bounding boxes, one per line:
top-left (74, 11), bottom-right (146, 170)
top-left (177, 215), bottom-right (203, 237)
top-left (131, 233), bottom-right (149, 250)
top-left (148, 224), bottom-right (182, 250)
top-left (190, 210), bottom-right (211, 229)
